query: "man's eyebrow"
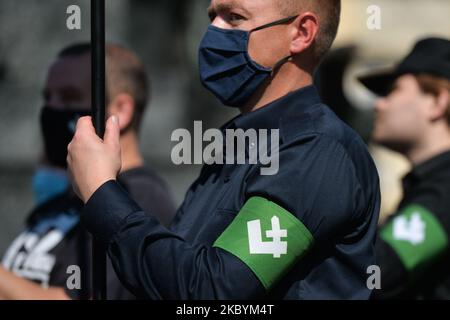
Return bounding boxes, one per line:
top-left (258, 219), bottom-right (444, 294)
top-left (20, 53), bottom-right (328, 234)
top-left (207, 1), bottom-right (251, 19)
top-left (207, 4), bottom-right (216, 20)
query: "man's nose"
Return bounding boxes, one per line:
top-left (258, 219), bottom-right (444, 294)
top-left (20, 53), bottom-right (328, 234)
top-left (374, 98), bottom-right (387, 112)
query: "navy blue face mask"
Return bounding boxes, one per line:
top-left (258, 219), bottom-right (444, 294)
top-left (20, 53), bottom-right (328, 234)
top-left (199, 15), bottom-right (298, 108)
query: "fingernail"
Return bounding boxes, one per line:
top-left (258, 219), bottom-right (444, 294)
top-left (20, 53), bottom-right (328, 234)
top-left (111, 115), bottom-right (118, 124)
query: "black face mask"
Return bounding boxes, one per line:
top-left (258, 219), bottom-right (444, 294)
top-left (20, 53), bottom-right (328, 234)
top-left (40, 106), bottom-right (90, 168)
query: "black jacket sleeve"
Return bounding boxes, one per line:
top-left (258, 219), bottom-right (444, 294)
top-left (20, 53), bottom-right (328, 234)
top-left (82, 181), bottom-right (265, 300)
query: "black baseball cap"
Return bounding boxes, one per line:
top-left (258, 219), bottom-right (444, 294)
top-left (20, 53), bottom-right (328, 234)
top-left (359, 37), bottom-right (450, 96)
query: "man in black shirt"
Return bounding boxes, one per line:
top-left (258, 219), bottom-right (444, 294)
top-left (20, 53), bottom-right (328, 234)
top-left (68, 0), bottom-right (380, 299)
top-left (359, 37), bottom-right (450, 299)
top-left (0, 43), bottom-right (176, 300)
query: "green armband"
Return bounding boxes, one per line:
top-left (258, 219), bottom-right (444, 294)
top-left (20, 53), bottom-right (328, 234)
top-left (380, 204), bottom-right (448, 275)
top-left (213, 197), bottom-right (314, 290)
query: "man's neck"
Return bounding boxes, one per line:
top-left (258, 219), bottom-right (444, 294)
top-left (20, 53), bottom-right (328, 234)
top-left (407, 124), bottom-right (450, 166)
top-left (119, 130), bottom-right (144, 173)
top-left (240, 62), bottom-right (313, 114)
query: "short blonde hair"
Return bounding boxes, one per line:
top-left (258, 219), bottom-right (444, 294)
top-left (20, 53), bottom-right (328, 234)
top-left (278, 0), bottom-right (341, 64)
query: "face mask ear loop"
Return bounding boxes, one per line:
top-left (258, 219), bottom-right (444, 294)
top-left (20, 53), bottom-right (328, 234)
top-left (246, 15), bottom-right (298, 76)
top-left (250, 15), bottom-right (299, 33)
top-left (270, 55), bottom-right (293, 77)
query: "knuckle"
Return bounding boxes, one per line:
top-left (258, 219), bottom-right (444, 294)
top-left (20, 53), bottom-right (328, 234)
top-left (80, 116), bottom-right (90, 123)
top-left (76, 116), bottom-right (90, 129)
top-left (73, 129), bottom-right (84, 141)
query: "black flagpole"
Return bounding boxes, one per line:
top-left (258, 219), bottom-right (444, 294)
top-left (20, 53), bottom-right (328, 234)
top-left (91, 0), bottom-right (107, 300)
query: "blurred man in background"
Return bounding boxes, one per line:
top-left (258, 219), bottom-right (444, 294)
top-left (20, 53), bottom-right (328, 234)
top-left (0, 43), bottom-right (176, 300)
top-left (360, 37), bottom-right (450, 299)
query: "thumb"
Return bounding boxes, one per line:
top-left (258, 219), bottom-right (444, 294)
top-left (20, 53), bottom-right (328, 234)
top-left (104, 115), bottom-right (120, 147)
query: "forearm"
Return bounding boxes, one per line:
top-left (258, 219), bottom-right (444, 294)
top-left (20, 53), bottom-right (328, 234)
top-left (0, 267), bottom-right (69, 300)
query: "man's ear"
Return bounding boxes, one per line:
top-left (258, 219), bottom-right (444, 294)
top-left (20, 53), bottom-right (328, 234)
top-left (107, 93), bottom-right (135, 131)
top-left (429, 89), bottom-right (450, 122)
top-left (290, 12), bottom-right (319, 55)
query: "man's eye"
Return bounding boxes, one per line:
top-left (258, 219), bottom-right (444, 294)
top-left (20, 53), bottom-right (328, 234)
top-left (228, 13), bottom-right (245, 22)
top-left (208, 12), bottom-right (217, 22)
top-left (229, 13), bottom-right (243, 21)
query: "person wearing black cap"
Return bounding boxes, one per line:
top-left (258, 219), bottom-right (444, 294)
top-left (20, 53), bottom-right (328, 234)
top-left (359, 37), bottom-right (450, 299)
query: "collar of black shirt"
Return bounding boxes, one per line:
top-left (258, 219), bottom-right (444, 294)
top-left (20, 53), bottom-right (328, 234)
top-left (403, 149), bottom-right (450, 189)
top-left (222, 85), bottom-right (323, 144)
